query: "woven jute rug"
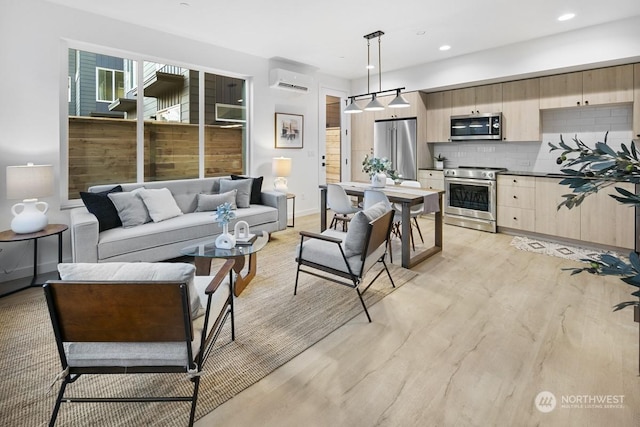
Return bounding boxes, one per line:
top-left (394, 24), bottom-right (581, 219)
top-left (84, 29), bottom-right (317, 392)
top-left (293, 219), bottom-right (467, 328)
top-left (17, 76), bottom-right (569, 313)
top-left (0, 229), bottom-right (416, 427)
top-left (510, 235), bottom-right (627, 263)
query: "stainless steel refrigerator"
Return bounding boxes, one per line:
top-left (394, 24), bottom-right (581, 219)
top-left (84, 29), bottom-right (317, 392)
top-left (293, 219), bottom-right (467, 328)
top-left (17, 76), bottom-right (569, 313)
top-left (373, 118), bottom-right (417, 180)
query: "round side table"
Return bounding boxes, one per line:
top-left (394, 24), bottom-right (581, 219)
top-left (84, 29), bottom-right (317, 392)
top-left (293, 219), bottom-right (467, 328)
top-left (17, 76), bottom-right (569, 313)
top-left (0, 224), bottom-right (68, 287)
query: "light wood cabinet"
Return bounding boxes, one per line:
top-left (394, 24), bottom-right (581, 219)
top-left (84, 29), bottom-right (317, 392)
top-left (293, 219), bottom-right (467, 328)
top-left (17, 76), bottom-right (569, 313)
top-left (350, 108), bottom-right (375, 182)
top-left (579, 182), bottom-right (635, 249)
top-left (418, 169), bottom-right (444, 190)
top-left (534, 177), bottom-right (634, 249)
top-left (450, 84), bottom-right (502, 116)
top-left (426, 91), bottom-right (452, 143)
top-left (540, 65), bottom-right (633, 109)
top-left (497, 176), bottom-right (536, 231)
top-left (634, 63), bottom-right (640, 140)
top-left (501, 79), bottom-right (540, 142)
top-left (534, 177), bottom-right (581, 240)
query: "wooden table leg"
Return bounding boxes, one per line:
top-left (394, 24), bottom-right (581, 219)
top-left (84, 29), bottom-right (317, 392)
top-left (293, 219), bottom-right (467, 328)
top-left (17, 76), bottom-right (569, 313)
top-left (194, 257), bottom-right (212, 275)
top-left (233, 253), bottom-right (257, 297)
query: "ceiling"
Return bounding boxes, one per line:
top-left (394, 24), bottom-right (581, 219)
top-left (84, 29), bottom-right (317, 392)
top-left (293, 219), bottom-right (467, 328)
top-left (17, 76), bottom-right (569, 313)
top-left (45, 0), bottom-right (640, 80)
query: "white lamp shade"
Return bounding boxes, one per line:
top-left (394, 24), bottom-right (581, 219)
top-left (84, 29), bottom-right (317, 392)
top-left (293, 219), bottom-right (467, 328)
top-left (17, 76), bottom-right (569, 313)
top-left (272, 157), bottom-right (292, 177)
top-left (6, 164), bottom-right (54, 200)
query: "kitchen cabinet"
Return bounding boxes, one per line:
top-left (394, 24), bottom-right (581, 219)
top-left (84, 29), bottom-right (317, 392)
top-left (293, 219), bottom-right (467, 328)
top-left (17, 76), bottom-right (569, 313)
top-left (426, 91), bottom-right (452, 143)
top-left (534, 177), bottom-right (634, 249)
top-left (539, 65), bottom-right (633, 109)
top-left (634, 63), bottom-right (640, 140)
top-left (450, 84), bottom-right (502, 116)
top-left (501, 78), bottom-right (540, 142)
top-left (497, 176), bottom-right (536, 231)
top-left (418, 169), bottom-right (444, 190)
top-left (534, 177), bottom-right (581, 240)
top-left (350, 108), bottom-right (375, 182)
top-left (579, 182), bottom-right (635, 249)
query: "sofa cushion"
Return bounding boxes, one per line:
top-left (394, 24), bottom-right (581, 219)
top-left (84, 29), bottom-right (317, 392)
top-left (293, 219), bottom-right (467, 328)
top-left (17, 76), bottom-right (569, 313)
top-left (108, 188), bottom-right (152, 228)
top-left (80, 185), bottom-right (123, 232)
top-left (231, 175), bottom-right (264, 205)
top-left (57, 262), bottom-right (202, 319)
top-left (195, 190), bottom-right (237, 212)
top-left (219, 179), bottom-right (252, 208)
top-left (138, 188), bottom-right (183, 222)
top-left (344, 201), bottom-right (389, 257)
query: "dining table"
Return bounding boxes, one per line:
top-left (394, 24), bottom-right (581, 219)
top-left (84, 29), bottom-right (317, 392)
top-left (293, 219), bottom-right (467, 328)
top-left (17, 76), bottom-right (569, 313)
top-left (319, 182), bottom-right (444, 269)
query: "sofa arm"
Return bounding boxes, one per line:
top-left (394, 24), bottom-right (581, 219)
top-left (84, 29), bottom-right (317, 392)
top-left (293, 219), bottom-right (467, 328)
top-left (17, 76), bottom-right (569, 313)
top-left (260, 190), bottom-right (287, 231)
top-left (69, 207), bottom-right (99, 263)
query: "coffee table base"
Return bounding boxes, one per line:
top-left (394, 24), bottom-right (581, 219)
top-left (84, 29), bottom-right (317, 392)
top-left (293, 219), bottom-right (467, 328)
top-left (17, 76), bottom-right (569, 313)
top-left (194, 253), bottom-right (258, 297)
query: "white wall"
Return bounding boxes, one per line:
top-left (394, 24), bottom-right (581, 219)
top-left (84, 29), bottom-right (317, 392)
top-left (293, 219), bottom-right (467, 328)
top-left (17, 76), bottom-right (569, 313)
top-left (0, 0), bottom-right (348, 284)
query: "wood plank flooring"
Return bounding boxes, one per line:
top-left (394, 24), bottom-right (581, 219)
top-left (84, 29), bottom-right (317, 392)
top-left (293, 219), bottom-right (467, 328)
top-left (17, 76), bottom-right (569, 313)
top-left (196, 213), bottom-right (639, 427)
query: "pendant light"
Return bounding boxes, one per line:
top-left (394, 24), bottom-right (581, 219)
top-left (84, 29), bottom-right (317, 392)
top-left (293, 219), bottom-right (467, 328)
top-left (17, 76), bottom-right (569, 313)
top-left (344, 30), bottom-right (410, 114)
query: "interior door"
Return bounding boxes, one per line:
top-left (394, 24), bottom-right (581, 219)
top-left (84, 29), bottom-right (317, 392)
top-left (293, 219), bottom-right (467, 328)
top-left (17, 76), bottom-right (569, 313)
top-left (319, 88), bottom-right (348, 185)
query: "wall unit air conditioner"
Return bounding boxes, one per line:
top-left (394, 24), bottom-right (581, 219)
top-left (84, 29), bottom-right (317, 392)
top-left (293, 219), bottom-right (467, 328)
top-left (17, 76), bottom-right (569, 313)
top-left (269, 68), bottom-right (312, 93)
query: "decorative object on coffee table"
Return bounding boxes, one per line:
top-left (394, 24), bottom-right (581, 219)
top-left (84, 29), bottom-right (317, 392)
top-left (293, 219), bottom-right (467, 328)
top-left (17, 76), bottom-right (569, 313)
top-left (215, 202), bottom-right (236, 249)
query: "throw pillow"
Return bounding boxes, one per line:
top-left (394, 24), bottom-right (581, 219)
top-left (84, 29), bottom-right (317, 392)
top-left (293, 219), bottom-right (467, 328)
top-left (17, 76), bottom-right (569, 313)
top-left (219, 178), bottom-right (252, 208)
top-left (80, 185), bottom-right (123, 232)
top-left (195, 190), bottom-right (238, 212)
top-left (108, 188), bottom-right (152, 228)
top-left (343, 201), bottom-right (389, 257)
top-left (57, 262), bottom-right (202, 319)
top-left (137, 188), bottom-right (183, 222)
top-left (231, 175), bottom-right (264, 205)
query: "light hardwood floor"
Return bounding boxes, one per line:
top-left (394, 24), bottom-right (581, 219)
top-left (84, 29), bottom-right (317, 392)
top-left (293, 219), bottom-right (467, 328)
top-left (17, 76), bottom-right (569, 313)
top-left (196, 213), bottom-right (639, 427)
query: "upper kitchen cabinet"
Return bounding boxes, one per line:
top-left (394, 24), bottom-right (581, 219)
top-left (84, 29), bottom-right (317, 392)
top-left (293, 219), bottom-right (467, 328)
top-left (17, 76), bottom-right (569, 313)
top-left (426, 91), bottom-right (452, 143)
top-left (450, 84), bottom-right (502, 116)
top-left (540, 65), bottom-right (633, 109)
top-left (501, 78), bottom-right (540, 142)
top-left (374, 91), bottom-right (426, 121)
top-left (634, 63), bottom-right (640, 140)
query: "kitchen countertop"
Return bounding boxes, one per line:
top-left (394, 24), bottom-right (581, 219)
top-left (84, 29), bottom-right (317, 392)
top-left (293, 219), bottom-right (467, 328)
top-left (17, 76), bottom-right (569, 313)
top-left (499, 170), bottom-right (567, 178)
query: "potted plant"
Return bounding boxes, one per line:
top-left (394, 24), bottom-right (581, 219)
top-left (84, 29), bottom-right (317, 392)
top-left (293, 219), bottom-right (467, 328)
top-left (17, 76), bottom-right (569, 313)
top-left (362, 154), bottom-right (395, 187)
top-left (550, 132), bottom-right (640, 373)
top-left (434, 154), bottom-right (446, 170)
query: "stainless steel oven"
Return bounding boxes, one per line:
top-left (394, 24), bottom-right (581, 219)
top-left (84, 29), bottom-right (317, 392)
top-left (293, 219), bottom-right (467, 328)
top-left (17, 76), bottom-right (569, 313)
top-left (443, 167), bottom-right (506, 233)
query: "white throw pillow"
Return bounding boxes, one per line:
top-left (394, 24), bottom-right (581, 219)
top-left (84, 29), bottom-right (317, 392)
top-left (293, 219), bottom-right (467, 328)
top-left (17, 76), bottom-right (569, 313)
top-left (137, 188), bottom-right (183, 222)
top-left (57, 262), bottom-right (202, 319)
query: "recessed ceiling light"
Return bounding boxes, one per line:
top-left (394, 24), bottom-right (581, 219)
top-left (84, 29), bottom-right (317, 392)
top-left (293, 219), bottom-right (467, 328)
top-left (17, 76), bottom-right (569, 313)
top-left (439, 45), bottom-right (451, 51)
top-left (558, 13), bottom-right (575, 21)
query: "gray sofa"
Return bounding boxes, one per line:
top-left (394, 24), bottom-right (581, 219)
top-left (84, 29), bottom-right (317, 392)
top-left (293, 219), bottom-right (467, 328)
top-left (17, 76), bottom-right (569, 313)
top-left (69, 177), bottom-right (287, 263)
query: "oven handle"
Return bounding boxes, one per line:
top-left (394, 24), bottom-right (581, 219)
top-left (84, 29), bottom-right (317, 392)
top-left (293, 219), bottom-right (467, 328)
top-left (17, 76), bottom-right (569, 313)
top-left (445, 177), bottom-right (496, 187)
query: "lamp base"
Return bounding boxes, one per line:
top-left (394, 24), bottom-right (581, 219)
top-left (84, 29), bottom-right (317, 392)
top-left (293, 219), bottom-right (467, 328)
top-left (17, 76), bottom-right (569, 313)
top-left (10, 199), bottom-right (49, 234)
top-left (273, 177), bottom-right (288, 193)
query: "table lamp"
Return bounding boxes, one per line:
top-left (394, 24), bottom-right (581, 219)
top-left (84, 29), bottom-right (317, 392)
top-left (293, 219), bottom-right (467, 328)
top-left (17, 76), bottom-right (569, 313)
top-left (6, 163), bottom-right (54, 234)
top-left (272, 157), bottom-right (292, 192)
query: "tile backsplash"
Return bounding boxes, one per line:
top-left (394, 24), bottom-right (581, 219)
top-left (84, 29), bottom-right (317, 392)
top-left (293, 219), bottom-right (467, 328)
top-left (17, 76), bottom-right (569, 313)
top-left (431, 105), bottom-right (633, 173)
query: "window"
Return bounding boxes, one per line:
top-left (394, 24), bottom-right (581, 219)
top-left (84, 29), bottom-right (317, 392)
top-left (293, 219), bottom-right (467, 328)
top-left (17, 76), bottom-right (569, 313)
top-left (65, 46), bottom-right (248, 201)
top-left (96, 67), bottom-right (124, 102)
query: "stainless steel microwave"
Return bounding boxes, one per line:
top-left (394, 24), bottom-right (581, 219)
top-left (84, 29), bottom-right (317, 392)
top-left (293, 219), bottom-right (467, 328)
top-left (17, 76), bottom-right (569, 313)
top-left (450, 113), bottom-right (502, 141)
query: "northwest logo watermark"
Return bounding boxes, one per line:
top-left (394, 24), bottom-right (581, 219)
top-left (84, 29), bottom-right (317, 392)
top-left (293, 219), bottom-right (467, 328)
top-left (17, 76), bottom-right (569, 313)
top-left (535, 391), bottom-right (625, 412)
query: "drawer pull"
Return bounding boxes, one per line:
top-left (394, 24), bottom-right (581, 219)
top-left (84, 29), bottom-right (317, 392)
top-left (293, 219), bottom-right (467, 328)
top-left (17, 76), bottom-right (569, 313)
top-left (513, 195), bottom-right (518, 199)
top-left (513, 217), bottom-right (518, 221)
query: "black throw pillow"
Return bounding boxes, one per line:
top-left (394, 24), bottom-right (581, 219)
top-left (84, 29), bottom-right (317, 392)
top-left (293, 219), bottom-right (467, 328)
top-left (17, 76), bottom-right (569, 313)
top-left (79, 185), bottom-right (123, 232)
top-left (231, 175), bottom-right (263, 205)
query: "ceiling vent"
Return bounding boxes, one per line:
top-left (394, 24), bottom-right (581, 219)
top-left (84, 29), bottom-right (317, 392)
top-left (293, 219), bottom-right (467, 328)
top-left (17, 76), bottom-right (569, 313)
top-left (269, 68), bottom-right (312, 93)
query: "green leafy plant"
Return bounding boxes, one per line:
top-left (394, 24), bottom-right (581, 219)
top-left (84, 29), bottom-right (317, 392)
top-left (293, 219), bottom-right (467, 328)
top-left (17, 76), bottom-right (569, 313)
top-left (435, 154), bottom-right (446, 161)
top-left (362, 154), bottom-right (397, 179)
top-left (215, 202), bottom-right (236, 227)
top-left (549, 132), bottom-right (640, 309)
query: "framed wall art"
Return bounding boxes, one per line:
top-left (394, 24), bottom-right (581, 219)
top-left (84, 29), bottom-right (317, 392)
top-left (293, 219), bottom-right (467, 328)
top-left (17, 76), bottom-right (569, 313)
top-left (275, 113), bottom-right (303, 149)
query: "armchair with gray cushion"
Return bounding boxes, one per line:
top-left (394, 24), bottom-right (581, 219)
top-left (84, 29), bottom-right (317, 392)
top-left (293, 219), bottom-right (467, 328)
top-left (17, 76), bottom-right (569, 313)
top-left (44, 260), bottom-right (235, 427)
top-left (294, 202), bottom-right (396, 322)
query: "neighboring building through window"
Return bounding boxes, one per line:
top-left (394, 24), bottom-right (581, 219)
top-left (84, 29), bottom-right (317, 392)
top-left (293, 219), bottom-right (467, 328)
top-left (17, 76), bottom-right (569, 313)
top-left (65, 46), bottom-right (247, 201)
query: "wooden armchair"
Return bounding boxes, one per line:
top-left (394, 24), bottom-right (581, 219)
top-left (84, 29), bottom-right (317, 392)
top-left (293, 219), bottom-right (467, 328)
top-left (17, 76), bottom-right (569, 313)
top-left (43, 259), bottom-right (235, 427)
top-left (294, 203), bottom-right (396, 322)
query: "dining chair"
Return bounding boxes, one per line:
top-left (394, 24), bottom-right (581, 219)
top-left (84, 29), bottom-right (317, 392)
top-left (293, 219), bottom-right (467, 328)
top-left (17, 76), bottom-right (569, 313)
top-left (393, 180), bottom-right (425, 250)
top-left (327, 183), bottom-right (361, 231)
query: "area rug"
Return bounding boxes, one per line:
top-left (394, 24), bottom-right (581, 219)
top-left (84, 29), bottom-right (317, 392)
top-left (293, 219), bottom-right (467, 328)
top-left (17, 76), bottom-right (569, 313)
top-left (0, 229), bottom-right (416, 427)
top-left (510, 235), bottom-right (627, 263)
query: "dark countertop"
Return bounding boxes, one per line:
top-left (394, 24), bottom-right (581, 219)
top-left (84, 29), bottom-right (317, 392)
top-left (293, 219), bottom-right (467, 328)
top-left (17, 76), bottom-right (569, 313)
top-left (499, 170), bottom-right (566, 178)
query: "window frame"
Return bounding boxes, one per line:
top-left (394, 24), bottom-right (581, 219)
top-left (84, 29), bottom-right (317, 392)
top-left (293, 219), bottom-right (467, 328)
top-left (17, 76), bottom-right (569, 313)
top-left (95, 66), bottom-right (124, 103)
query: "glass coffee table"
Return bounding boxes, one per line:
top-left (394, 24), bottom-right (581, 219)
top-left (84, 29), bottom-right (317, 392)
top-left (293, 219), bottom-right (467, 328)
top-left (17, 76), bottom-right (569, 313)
top-left (180, 231), bottom-right (269, 297)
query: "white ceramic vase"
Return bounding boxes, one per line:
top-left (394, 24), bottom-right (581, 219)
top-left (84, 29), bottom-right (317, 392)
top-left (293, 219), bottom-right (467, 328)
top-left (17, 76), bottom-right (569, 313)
top-left (11, 199), bottom-right (49, 234)
top-left (371, 172), bottom-right (387, 188)
top-left (215, 223), bottom-right (236, 249)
